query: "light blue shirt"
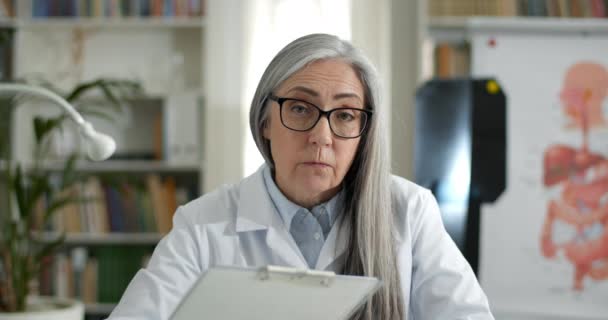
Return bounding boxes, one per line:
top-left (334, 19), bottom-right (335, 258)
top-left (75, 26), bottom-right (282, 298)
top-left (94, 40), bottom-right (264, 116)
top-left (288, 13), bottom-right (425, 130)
top-left (262, 166), bottom-right (342, 245)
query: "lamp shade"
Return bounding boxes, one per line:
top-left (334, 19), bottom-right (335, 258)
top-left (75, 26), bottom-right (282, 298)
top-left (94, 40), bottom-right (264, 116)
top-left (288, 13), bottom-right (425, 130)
top-left (79, 121), bottom-right (116, 161)
top-left (0, 83), bottom-right (116, 161)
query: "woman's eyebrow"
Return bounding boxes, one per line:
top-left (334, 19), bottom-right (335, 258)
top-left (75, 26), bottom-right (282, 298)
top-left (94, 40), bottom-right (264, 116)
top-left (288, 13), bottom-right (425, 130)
top-left (287, 86), bottom-right (363, 102)
top-left (333, 92), bottom-right (363, 102)
top-left (287, 86), bottom-right (319, 96)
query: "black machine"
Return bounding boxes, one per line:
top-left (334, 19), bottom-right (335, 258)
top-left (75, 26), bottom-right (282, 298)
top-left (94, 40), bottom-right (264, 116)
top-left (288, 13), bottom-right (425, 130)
top-left (413, 78), bottom-right (506, 274)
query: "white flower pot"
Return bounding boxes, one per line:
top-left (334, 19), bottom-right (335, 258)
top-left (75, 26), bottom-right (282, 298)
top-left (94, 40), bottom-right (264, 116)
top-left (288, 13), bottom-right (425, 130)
top-left (0, 296), bottom-right (84, 320)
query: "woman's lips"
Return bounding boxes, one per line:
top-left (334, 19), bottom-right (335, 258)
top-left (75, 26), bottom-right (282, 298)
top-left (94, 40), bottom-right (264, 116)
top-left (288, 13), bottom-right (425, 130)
top-left (302, 162), bottom-right (331, 168)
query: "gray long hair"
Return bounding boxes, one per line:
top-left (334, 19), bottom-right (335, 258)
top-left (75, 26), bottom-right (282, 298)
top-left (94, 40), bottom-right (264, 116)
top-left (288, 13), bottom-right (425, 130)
top-left (249, 34), bottom-right (403, 320)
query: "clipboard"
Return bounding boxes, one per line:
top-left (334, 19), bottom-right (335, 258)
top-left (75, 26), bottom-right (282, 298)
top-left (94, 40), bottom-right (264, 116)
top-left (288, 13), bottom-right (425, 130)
top-left (170, 265), bottom-right (382, 320)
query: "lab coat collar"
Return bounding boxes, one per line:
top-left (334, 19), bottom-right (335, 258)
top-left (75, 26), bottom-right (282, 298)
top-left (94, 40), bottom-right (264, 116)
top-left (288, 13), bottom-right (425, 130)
top-left (234, 165), bottom-right (277, 232)
top-left (234, 165), bottom-right (349, 270)
top-left (235, 165), bottom-right (308, 268)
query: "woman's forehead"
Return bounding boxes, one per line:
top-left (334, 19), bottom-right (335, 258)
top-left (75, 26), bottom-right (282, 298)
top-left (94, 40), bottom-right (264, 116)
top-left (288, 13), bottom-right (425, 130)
top-left (277, 59), bottom-right (365, 103)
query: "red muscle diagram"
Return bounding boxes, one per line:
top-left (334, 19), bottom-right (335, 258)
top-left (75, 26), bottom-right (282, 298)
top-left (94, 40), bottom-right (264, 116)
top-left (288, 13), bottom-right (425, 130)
top-left (541, 62), bottom-right (608, 291)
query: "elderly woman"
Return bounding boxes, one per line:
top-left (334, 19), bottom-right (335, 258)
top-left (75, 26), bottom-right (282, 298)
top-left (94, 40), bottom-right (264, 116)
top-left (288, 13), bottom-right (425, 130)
top-left (107, 34), bottom-right (493, 320)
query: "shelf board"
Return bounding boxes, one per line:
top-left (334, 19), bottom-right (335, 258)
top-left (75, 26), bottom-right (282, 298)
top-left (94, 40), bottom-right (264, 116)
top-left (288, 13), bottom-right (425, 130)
top-left (41, 159), bottom-right (200, 172)
top-left (85, 302), bottom-right (116, 314)
top-left (17, 17), bottom-right (206, 29)
top-left (428, 16), bottom-right (608, 42)
top-left (0, 17), bottom-right (15, 27)
top-left (37, 232), bottom-right (164, 245)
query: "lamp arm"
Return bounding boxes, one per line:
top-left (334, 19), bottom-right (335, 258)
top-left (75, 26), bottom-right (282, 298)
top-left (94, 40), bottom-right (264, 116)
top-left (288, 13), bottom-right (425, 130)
top-left (0, 83), bottom-right (85, 125)
top-left (0, 83), bottom-right (116, 161)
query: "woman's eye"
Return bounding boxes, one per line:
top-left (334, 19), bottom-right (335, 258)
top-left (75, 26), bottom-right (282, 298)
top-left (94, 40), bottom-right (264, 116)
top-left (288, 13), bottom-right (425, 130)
top-left (336, 111), bottom-right (355, 121)
top-left (290, 105), bottom-right (309, 114)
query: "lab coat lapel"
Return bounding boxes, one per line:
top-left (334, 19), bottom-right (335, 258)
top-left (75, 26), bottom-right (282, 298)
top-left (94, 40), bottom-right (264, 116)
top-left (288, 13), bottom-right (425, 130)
top-left (235, 166), bottom-right (308, 268)
top-left (316, 214), bottom-right (350, 270)
top-left (265, 227), bottom-right (307, 268)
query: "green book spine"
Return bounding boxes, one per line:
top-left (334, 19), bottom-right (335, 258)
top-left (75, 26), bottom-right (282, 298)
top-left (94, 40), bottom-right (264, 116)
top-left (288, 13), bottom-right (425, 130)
top-left (97, 246), bottom-right (150, 303)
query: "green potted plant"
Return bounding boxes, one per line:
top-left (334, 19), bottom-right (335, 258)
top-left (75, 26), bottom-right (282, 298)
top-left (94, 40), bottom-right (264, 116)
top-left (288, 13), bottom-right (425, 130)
top-left (0, 79), bottom-right (142, 319)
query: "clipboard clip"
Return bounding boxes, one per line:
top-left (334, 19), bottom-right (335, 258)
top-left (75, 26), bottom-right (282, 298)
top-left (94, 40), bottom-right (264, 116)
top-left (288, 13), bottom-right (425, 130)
top-left (258, 265), bottom-right (336, 287)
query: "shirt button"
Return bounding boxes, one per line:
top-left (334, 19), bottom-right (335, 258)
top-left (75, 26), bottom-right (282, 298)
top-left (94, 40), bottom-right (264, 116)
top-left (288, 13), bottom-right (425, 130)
top-left (314, 232), bottom-right (321, 240)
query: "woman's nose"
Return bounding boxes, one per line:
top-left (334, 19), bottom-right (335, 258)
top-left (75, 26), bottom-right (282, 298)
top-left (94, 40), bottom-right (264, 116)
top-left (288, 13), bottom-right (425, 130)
top-left (308, 116), bottom-right (333, 146)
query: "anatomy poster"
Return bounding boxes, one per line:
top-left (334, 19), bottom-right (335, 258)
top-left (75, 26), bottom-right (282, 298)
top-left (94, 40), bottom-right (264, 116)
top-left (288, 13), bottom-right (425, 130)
top-left (473, 33), bottom-right (608, 319)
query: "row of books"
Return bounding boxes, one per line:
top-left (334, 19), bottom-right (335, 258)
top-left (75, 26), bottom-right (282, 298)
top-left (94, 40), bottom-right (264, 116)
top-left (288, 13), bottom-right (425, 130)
top-left (34, 174), bottom-right (195, 234)
top-left (429, 0), bottom-right (608, 18)
top-left (38, 246), bottom-right (152, 304)
top-left (434, 42), bottom-right (471, 78)
top-left (0, 0), bottom-right (12, 18)
top-left (32, 0), bottom-right (205, 18)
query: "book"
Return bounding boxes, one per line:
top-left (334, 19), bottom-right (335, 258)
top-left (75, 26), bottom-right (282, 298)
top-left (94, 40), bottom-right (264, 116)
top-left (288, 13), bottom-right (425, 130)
top-left (61, 184), bottom-right (82, 233)
top-left (499, 0), bottom-right (519, 16)
top-left (165, 176), bottom-right (178, 228)
top-left (121, 182), bottom-right (139, 232)
top-left (546, 0), bottom-right (560, 16)
top-left (147, 174), bottom-right (171, 234)
top-left (435, 43), bottom-right (454, 78)
top-left (104, 185), bottom-right (125, 232)
top-left (590, 0), bottom-right (606, 16)
top-left (571, 0), bottom-right (584, 17)
top-left (83, 258), bottom-right (98, 303)
top-left (558, 0), bottom-right (571, 16)
top-left (434, 42), bottom-right (471, 78)
top-left (97, 246), bottom-right (150, 303)
top-left (88, 176), bottom-right (110, 233)
top-left (580, 0), bottom-right (593, 16)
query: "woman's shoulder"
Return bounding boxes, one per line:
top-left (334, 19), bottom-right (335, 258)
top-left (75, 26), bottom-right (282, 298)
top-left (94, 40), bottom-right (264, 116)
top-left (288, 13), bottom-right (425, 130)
top-left (389, 174), bottom-right (432, 204)
top-left (389, 174), bottom-right (437, 228)
top-left (177, 169), bottom-right (265, 225)
top-left (173, 183), bottom-right (238, 226)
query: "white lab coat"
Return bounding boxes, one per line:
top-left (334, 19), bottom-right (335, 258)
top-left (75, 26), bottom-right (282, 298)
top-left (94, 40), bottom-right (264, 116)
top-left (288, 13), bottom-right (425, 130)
top-left (107, 166), bottom-right (494, 320)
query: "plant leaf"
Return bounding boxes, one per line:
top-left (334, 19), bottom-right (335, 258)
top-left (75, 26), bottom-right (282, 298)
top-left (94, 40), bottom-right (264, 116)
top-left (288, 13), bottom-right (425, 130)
top-left (98, 81), bottom-right (122, 109)
top-left (24, 171), bottom-right (53, 230)
top-left (65, 79), bottom-right (104, 102)
top-left (32, 116), bottom-right (65, 145)
top-left (22, 171), bottom-right (51, 222)
top-left (33, 232), bottom-right (65, 261)
top-left (42, 193), bottom-right (94, 226)
top-left (0, 98), bottom-right (13, 158)
top-left (23, 76), bottom-right (67, 98)
top-left (78, 107), bottom-right (115, 122)
top-left (60, 153), bottom-right (80, 189)
top-left (11, 165), bottom-right (27, 220)
top-left (66, 78), bottom-right (143, 113)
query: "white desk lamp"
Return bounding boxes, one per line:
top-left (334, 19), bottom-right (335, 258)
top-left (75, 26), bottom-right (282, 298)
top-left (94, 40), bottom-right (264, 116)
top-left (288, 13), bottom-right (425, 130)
top-left (0, 83), bottom-right (116, 161)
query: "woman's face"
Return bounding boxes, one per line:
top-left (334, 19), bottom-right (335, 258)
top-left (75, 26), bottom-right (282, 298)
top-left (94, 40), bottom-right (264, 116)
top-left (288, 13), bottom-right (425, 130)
top-left (263, 59), bottom-right (365, 208)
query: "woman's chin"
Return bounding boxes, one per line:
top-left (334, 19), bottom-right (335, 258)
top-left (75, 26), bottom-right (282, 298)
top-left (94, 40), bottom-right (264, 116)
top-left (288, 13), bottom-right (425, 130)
top-left (298, 179), bottom-right (338, 198)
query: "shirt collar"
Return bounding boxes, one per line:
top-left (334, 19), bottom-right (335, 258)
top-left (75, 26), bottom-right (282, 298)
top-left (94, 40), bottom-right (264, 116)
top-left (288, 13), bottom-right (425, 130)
top-left (262, 166), bottom-right (343, 230)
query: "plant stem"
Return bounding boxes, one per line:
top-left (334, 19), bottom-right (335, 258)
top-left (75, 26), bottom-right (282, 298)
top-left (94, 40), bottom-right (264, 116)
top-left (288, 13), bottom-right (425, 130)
top-left (1, 246), bottom-right (16, 311)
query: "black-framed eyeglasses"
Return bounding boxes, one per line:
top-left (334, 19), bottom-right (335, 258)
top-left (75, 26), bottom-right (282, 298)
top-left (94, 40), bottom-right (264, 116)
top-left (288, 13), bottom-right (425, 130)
top-left (267, 95), bottom-right (372, 139)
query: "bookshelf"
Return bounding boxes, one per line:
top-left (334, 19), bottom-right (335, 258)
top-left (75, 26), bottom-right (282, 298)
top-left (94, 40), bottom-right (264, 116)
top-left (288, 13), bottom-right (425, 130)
top-left (422, 1), bottom-right (608, 79)
top-left (17, 17), bottom-right (206, 29)
top-left (1, 0), bottom-right (207, 318)
top-left (429, 16), bottom-right (608, 41)
top-left (84, 303), bottom-right (116, 315)
top-left (40, 160), bottom-right (201, 173)
top-left (37, 232), bottom-right (164, 245)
